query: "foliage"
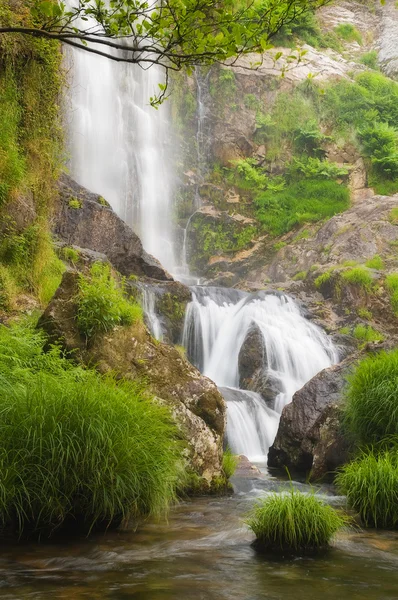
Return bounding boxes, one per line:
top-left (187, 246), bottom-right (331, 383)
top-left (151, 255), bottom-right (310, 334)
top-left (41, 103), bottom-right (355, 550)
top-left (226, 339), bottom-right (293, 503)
top-left (287, 157), bottom-right (348, 180)
top-left (336, 448), bottom-right (398, 529)
top-left (222, 448), bottom-right (239, 479)
top-left (365, 255), bottom-right (384, 270)
top-left (68, 197), bottom-right (82, 209)
top-left (334, 24), bottom-right (362, 45)
top-left (0, 0), bottom-right (333, 103)
top-left (359, 50), bottom-right (379, 70)
top-left (385, 273), bottom-right (398, 315)
top-left (247, 488), bottom-right (348, 552)
top-left (353, 324), bottom-right (384, 343)
top-left (255, 179), bottom-right (349, 236)
top-left (0, 322), bottom-right (183, 537)
top-left (341, 267), bottom-right (373, 291)
top-left (343, 349), bottom-right (398, 446)
top-left (293, 270), bottom-right (308, 281)
top-left (60, 246), bottom-right (80, 265)
top-left (77, 262), bottom-right (143, 339)
top-left (293, 121), bottom-right (329, 156)
top-left (0, 265), bottom-right (17, 311)
top-left (359, 121), bottom-right (398, 179)
top-left (230, 158), bottom-right (268, 190)
top-left (314, 271), bottom-right (332, 289)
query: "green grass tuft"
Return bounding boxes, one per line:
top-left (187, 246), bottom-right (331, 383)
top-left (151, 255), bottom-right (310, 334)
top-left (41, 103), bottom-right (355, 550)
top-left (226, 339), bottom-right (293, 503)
top-left (314, 271), bottom-right (332, 289)
top-left (222, 448), bottom-right (239, 479)
top-left (247, 488), bottom-right (348, 552)
top-left (336, 449), bottom-right (398, 529)
top-left (77, 262), bottom-right (143, 339)
top-left (365, 255), bottom-right (384, 270)
top-left (341, 267), bottom-right (373, 290)
top-left (344, 349), bottom-right (398, 446)
top-left (353, 324), bottom-right (384, 343)
top-left (385, 273), bottom-right (398, 315)
top-left (334, 24), bottom-right (362, 45)
top-left (0, 322), bottom-right (183, 537)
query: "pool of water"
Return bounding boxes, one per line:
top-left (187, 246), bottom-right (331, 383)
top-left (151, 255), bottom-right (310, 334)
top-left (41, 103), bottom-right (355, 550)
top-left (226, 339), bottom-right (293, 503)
top-left (0, 472), bottom-right (397, 600)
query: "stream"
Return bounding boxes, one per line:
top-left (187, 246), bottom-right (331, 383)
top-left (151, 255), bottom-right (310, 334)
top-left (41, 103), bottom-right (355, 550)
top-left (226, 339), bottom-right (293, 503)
top-left (0, 471), bottom-right (397, 599)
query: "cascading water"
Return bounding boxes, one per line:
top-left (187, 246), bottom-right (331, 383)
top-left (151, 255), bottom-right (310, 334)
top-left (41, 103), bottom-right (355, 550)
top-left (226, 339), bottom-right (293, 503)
top-left (65, 5), bottom-right (176, 273)
top-left (183, 287), bottom-right (339, 462)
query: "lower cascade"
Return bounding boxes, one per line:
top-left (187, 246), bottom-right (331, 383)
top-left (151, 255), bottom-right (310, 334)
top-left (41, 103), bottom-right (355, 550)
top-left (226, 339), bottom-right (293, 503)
top-left (182, 287), bottom-right (339, 462)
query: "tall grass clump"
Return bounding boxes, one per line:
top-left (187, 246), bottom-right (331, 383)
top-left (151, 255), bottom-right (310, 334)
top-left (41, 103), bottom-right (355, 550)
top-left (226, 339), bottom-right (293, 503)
top-left (77, 262), bottom-right (143, 339)
top-left (343, 349), bottom-right (398, 446)
top-left (247, 489), bottom-right (348, 553)
top-left (385, 273), bottom-right (398, 315)
top-left (353, 324), bottom-right (384, 344)
top-left (222, 448), bottom-right (239, 479)
top-left (341, 267), bottom-right (373, 291)
top-left (336, 448), bottom-right (398, 529)
top-left (0, 323), bottom-right (183, 537)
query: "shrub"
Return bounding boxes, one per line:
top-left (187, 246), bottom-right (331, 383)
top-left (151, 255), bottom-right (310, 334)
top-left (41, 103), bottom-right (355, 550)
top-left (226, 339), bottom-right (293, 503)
top-left (359, 122), bottom-right (398, 179)
top-left (77, 262), bottom-right (143, 338)
top-left (287, 157), bottom-right (348, 180)
top-left (336, 449), bottom-right (398, 528)
top-left (222, 448), bottom-right (239, 479)
top-left (353, 324), bottom-right (384, 343)
top-left (0, 323), bottom-right (183, 537)
top-left (344, 349), bottom-right (398, 445)
top-left (247, 488), bottom-right (348, 552)
top-left (341, 267), bottom-right (373, 290)
top-left (365, 255), bottom-right (384, 270)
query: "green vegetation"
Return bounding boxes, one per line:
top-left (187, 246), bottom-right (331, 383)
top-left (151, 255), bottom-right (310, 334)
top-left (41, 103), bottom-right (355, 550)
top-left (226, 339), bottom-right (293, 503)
top-left (341, 267), bottom-right (373, 291)
top-left (359, 50), bottom-right (379, 70)
top-left (61, 246), bottom-right (80, 265)
top-left (293, 271), bottom-right (308, 281)
top-left (0, 322), bottom-right (183, 537)
top-left (389, 207), bottom-right (398, 224)
top-left (255, 180), bottom-right (349, 236)
top-left (336, 449), bottom-right (398, 529)
top-left (247, 488), bottom-right (348, 552)
top-left (77, 262), bottom-right (143, 339)
top-left (314, 271), bottom-right (332, 289)
top-left (222, 448), bottom-right (239, 479)
top-left (334, 24), bottom-right (362, 45)
top-left (365, 255), bottom-right (384, 270)
top-left (353, 324), bottom-right (384, 343)
top-left (385, 273), bottom-right (398, 314)
top-left (344, 349), bottom-right (398, 446)
top-left (68, 197), bottom-right (82, 209)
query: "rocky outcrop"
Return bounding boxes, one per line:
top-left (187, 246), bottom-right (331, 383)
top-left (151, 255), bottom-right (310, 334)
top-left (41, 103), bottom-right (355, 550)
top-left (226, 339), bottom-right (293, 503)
top-left (53, 175), bottom-right (172, 281)
top-left (378, 0), bottom-right (398, 79)
top-left (38, 271), bottom-right (226, 484)
top-left (268, 360), bottom-right (354, 480)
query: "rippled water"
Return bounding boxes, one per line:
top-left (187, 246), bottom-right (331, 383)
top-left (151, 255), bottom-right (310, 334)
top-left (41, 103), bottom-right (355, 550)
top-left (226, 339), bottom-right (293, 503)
top-left (0, 473), bottom-right (397, 600)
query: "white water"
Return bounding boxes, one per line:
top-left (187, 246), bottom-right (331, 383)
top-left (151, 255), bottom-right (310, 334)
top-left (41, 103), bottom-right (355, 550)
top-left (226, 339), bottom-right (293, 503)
top-left (183, 287), bottom-right (339, 461)
top-left (65, 6), bottom-right (176, 272)
top-left (141, 286), bottom-right (164, 340)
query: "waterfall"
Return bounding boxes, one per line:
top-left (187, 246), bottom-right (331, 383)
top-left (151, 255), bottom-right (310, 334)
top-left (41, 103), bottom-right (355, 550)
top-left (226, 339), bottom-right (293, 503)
top-left (141, 286), bottom-right (164, 341)
top-left (65, 12), bottom-right (176, 273)
top-left (183, 287), bottom-right (339, 462)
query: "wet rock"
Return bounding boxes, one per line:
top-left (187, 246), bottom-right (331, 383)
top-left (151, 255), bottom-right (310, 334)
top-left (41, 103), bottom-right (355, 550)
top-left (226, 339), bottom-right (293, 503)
top-left (54, 175), bottom-right (172, 281)
top-left (268, 360), bottom-right (355, 480)
top-left (378, 0), bottom-right (398, 80)
top-left (38, 272), bottom-right (226, 484)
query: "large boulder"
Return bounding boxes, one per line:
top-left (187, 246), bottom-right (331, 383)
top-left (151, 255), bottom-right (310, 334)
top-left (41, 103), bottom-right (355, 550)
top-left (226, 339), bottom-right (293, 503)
top-left (53, 175), bottom-right (172, 281)
top-left (268, 360), bottom-right (354, 480)
top-left (38, 272), bottom-right (226, 484)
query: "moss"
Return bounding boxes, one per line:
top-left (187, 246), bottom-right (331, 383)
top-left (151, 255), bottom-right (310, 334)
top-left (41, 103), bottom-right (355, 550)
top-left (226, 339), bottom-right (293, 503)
top-left (68, 197), bottom-right (82, 209)
top-left (183, 472), bottom-right (232, 496)
top-left (293, 271), bottom-right (307, 281)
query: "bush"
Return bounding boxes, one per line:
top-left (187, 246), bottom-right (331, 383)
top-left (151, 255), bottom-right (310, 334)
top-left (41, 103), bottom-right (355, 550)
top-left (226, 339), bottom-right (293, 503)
top-left (334, 24), bottom-right (362, 45)
top-left (343, 349), bottom-right (398, 445)
top-left (336, 449), bottom-right (398, 529)
top-left (341, 267), bottom-right (373, 290)
top-left (359, 122), bottom-right (398, 179)
top-left (0, 322), bottom-right (183, 537)
top-left (247, 488), bottom-right (348, 552)
top-left (255, 179), bottom-right (349, 236)
top-left (359, 50), bottom-right (379, 70)
top-left (222, 448), bottom-right (239, 479)
top-left (77, 262), bottom-right (143, 338)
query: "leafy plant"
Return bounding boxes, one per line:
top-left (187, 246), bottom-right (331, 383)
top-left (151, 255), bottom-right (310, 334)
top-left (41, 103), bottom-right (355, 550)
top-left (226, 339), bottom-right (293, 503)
top-left (334, 24), bottom-right (362, 45)
top-left (77, 262), bottom-right (143, 339)
top-left (336, 449), bottom-right (398, 529)
top-left (359, 121), bottom-right (398, 179)
top-left (359, 50), bottom-right (379, 70)
top-left (353, 324), bottom-right (384, 343)
top-left (343, 349), bottom-right (398, 446)
top-left (287, 157), bottom-right (348, 180)
top-left (247, 488), bottom-right (348, 552)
